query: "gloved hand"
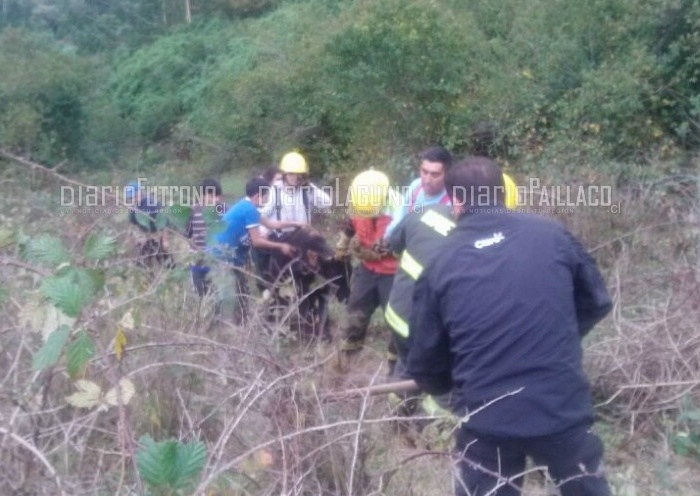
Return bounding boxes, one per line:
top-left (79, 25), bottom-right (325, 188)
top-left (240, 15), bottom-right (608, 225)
top-left (371, 239), bottom-right (390, 256)
top-left (335, 232), bottom-right (352, 260)
top-left (350, 238), bottom-right (382, 261)
top-left (334, 246), bottom-right (349, 260)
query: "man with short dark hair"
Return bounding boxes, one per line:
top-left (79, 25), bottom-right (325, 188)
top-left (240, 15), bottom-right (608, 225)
top-left (213, 176), bottom-right (300, 324)
top-left (383, 146), bottom-right (453, 240)
top-left (407, 156), bottom-right (612, 496)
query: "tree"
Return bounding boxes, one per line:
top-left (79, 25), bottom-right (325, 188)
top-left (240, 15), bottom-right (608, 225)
top-left (0, 28), bottom-right (88, 164)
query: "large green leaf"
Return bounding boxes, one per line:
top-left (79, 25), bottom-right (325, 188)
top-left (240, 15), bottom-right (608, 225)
top-left (154, 211), bottom-right (169, 231)
top-left (75, 267), bottom-right (106, 296)
top-left (82, 233), bottom-right (117, 261)
top-left (136, 435), bottom-right (207, 489)
top-left (136, 436), bottom-right (174, 487)
top-left (134, 210), bottom-right (168, 232)
top-left (32, 325), bottom-right (71, 371)
top-left (40, 270), bottom-right (93, 317)
top-left (166, 205), bottom-right (192, 233)
top-left (171, 439), bottom-right (207, 489)
top-left (66, 330), bottom-right (95, 378)
top-left (23, 234), bottom-right (71, 267)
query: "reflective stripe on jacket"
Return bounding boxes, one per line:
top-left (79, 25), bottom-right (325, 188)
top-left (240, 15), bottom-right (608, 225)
top-left (385, 205), bottom-right (455, 337)
top-left (406, 209), bottom-right (612, 437)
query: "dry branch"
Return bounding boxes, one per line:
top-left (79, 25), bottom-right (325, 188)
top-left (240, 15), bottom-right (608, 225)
top-left (324, 380), bottom-right (421, 402)
top-left (0, 427), bottom-right (68, 496)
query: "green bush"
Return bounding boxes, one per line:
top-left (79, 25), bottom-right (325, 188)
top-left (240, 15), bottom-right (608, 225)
top-left (647, 0), bottom-right (700, 147)
top-left (323, 0), bottom-right (477, 153)
top-left (110, 21), bottom-right (232, 142)
top-left (0, 28), bottom-right (88, 164)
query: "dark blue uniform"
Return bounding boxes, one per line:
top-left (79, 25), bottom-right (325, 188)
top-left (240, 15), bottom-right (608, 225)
top-left (407, 210), bottom-right (611, 496)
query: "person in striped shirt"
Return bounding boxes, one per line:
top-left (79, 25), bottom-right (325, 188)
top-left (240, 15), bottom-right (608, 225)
top-left (186, 178), bottom-right (224, 296)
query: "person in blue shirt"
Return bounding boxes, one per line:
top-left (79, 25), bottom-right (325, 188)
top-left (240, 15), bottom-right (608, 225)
top-left (383, 146), bottom-right (453, 240)
top-left (213, 176), bottom-right (299, 324)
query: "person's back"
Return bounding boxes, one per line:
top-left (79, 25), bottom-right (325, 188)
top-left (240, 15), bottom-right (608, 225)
top-left (214, 196), bottom-right (258, 267)
top-left (412, 210), bottom-right (606, 436)
top-left (386, 204), bottom-right (455, 348)
top-left (406, 156), bottom-right (611, 496)
top-left (387, 174), bottom-right (518, 350)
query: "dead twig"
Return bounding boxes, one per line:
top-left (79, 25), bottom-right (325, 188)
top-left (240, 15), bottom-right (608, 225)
top-left (0, 427), bottom-right (68, 496)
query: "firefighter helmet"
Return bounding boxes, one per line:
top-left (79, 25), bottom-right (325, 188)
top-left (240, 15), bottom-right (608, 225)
top-left (348, 169), bottom-right (391, 218)
top-left (503, 173), bottom-right (518, 209)
top-left (280, 151), bottom-right (309, 174)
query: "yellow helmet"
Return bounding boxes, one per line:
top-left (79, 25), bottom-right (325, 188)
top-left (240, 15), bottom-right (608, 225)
top-left (348, 169), bottom-right (390, 217)
top-left (280, 151), bottom-right (309, 174)
top-left (503, 173), bottom-right (518, 210)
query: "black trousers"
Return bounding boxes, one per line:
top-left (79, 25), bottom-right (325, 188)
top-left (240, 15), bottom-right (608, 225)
top-left (455, 424), bottom-right (610, 496)
top-left (190, 262), bottom-right (211, 297)
top-left (250, 247), bottom-right (273, 292)
top-left (340, 264), bottom-right (394, 351)
top-left (231, 266), bottom-right (251, 326)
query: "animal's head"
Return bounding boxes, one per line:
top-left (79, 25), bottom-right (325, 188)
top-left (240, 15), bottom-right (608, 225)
top-left (299, 225), bottom-right (335, 262)
top-left (269, 226), bottom-right (351, 302)
top-left (274, 225), bottom-right (334, 274)
top-left (293, 228), bottom-right (353, 299)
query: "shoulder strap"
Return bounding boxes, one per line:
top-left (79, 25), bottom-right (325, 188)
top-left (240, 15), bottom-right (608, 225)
top-left (274, 186), bottom-right (282, 221)
top-left (409, 184), bottom-right (422, 210)
top-left (302, 187), bottom-right (311, 223)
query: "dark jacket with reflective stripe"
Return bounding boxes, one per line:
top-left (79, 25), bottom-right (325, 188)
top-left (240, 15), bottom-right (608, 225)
top-left (407, 210), bottom-right (612, 438)
top-left (385, 204), bottom-right (455, 339)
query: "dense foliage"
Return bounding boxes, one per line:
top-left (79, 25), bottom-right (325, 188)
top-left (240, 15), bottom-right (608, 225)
top-left (1, 0), bottom-right (700, 173)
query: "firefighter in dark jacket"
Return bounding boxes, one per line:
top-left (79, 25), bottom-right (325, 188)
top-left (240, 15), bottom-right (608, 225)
top-left (407, 157), bottom-right (612, 496)
top-left (386, 173), bottom-right (519, 381)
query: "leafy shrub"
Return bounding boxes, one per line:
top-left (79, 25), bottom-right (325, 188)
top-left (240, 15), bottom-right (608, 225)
top-left (110, 21), bottom-right (232, 142)
top-left (136, 435), bottom-right (207, 494)
top-left (323, 0), bottom-right (478, 153)
top-left (0, 28), bottom-right (88, 164)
